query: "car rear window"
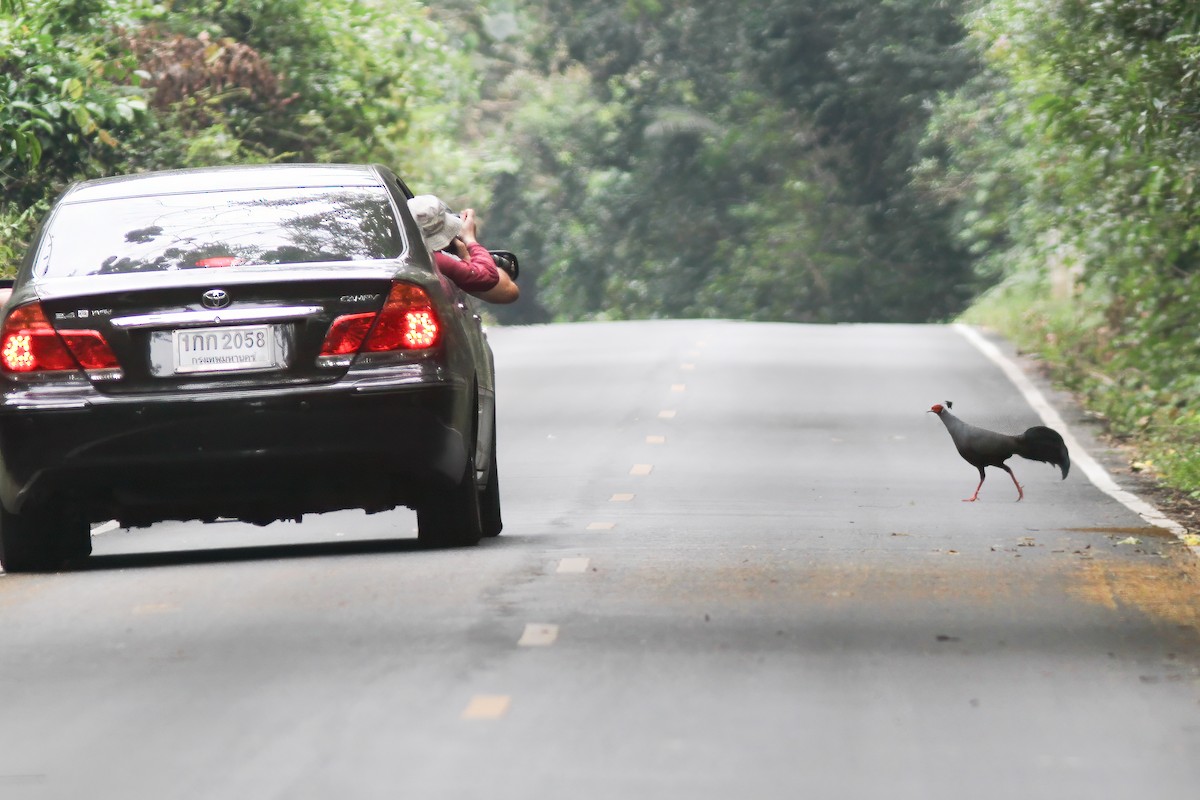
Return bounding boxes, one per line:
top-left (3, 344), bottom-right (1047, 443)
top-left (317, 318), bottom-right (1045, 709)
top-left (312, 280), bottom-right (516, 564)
top-left (35, 186), bottom-right (404, 278)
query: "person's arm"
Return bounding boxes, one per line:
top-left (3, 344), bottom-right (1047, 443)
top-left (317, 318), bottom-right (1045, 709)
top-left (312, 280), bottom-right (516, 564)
top-left (434, 246), bottom-right (499, 293)
top-left (454, 208), bottom-right (520, 304)
top-left (472, 261), bottom-right (519, 304)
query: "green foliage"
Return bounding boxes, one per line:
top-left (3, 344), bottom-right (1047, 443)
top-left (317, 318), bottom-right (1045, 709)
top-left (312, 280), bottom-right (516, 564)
top-left (1, 0), bottom-right (984, 325)
top-left (0, 1), bottom-right (149, 207)
top-left (0, 0), bottom-right (476, 276)
top-left (481, 66), bottom-right (628, 321)
top-left (0, 197), bottom-right (47, 276)
top-left (932, 0), bottom-right (1200, 496)
top-left (163, 0), bottom-right (474, 175)
top-left (0, 0), bottom-right (156, 270)
top-left (964, 276), bottom-right (1200, 497)
top-left (482, 0), bottom-right (981, 324)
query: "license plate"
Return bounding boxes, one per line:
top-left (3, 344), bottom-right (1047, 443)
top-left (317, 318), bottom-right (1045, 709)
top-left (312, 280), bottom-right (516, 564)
top-left (172, 325), bottom-right (278, 374)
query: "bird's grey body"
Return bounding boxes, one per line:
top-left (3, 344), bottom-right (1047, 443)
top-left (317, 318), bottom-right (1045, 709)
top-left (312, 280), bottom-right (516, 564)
top-left (930, 403), bottom-right (1070, 501)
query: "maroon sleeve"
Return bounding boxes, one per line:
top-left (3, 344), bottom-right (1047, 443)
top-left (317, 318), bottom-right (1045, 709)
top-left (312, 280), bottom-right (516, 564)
top-left (433, 244), bottom-right (500, 292)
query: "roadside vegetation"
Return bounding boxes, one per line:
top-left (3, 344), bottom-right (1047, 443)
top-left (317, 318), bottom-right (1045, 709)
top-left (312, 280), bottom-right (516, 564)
top-left (925, 0), bottom-right (1200, 500)
top-left (0, 0), bottom-right (479, 270)
top-left (1, 0), bottom-right (1196, 497)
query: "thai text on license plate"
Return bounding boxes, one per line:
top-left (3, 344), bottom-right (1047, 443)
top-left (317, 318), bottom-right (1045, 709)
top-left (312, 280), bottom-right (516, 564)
top-left (172, 325), bottom-right (277, 373)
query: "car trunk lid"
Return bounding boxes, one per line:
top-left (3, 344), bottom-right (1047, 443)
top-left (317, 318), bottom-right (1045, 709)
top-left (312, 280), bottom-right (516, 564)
top-left (35, 271), bottom-right (401, 394)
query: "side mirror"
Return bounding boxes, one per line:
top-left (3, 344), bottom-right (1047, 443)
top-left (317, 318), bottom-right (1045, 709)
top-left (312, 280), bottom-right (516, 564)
top-left (489, 251), bottom-right (519, 281)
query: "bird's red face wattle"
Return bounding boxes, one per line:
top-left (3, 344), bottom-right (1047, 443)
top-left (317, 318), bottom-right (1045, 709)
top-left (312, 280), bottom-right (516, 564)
top-left (929, 404), bottom-right (944, 414)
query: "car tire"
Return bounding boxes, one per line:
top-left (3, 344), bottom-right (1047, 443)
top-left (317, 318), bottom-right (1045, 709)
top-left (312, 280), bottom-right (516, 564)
top-left (417, 457), bottom-right (484, 549)
top-left (0, 501), bottom-right (91, 573)
top-left (479, 413), bottom-right (503, 538)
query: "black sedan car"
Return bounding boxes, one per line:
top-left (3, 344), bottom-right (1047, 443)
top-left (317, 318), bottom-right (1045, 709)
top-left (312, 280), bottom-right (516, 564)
top-left (0, 164), bottom-right (507, 572)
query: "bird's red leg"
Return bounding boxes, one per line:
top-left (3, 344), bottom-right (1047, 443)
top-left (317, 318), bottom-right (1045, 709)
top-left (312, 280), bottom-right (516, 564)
top-left (1001, 465), bottom-right (1024, 502)
top-left (963, 468), bottom-right (985, 502)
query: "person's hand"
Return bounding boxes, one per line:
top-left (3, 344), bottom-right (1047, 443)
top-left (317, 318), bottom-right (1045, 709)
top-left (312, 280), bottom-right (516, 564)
top-left (459, 208), bottom-right (479, 244)
top-left (449, 237), bottom-right (470, 260)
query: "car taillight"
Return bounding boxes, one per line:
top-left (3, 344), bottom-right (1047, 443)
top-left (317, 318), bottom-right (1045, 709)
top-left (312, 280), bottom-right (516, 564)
top-left (62, 331), bottom-right (121, 370)
top-left (319, 283), bottom-right (441, 360)
top-left (365, 284), bottom-right (440, 351)
top-left (1, 303), bottom-right (120, 375)
top-left (321, 313), bottom-right (376, 356)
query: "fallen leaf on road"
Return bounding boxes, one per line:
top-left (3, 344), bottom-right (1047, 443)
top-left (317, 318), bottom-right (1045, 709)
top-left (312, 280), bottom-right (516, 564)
top-left (1117, 537), bottom-right (1142, 546)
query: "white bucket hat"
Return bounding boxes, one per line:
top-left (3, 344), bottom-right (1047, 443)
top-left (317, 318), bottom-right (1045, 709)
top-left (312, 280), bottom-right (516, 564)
top-left (407, 195), bottom-right (463, 252)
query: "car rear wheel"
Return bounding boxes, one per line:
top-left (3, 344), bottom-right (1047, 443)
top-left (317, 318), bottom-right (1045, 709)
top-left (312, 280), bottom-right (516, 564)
top-left (479, 413), bottom-right (503, 538)
top-left (0, 501), bottom-right (91, 573)
top-left (417, 458), bottom-right (483, 549)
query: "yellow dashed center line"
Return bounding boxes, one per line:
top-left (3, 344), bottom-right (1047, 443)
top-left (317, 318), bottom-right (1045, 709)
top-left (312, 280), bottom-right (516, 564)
top-left (132, 603), bottom-right (178, 615)
top-left (462, 695), bottom-right (511, 720)
top-left (646, 435), bottom-right (666, 445)
top-left (610, 493), bottom-right (635, 502)
top-left (658, 410), bottom-right (677, 419)
top-left (557, 557), bottom-right (591, 573)
top-left (518, 623), bottom-right (559, 647)
top-left (630, 464), bottom-right (654, 476)
top-left (587, 521), bottom-right (616, 530)
top-left (680, 363), bottom-right (695, 371)
top-left (671, 384), bottom-right (687, 392)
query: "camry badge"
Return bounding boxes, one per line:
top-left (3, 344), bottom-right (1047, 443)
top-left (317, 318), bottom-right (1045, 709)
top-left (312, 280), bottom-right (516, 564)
top-left (201, 289), bottom-right (231, 309)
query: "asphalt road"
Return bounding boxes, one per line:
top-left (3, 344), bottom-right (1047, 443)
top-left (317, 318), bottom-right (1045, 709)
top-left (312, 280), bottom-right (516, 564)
top-left (2, 320), bottom-right (1198, 799)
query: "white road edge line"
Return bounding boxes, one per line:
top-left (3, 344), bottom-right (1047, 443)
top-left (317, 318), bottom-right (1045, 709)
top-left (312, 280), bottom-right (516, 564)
top-left (91, 520), bottom-right (120, 536)
top-left (955, 323), bottom-right (1196, 555)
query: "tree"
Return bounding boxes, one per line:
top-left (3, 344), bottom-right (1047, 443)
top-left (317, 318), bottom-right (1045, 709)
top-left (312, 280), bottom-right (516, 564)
top-left (923, 0), bottom-right (1200, 492)
top-left (1, 0), bottom-right (476, 274)
top-left (479, 0), bottom-right (982, 323)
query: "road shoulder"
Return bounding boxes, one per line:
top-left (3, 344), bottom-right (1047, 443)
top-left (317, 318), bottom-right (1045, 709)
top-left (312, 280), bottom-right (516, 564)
top-left (959, 323), bottom-right (1198, 544)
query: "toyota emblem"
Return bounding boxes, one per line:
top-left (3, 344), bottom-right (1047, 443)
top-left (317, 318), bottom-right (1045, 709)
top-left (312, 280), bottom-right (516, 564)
top-left (201, 289), bottom-right (231, 309)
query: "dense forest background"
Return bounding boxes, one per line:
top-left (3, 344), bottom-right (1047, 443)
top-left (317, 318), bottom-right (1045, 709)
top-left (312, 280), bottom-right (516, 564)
top-left (1, 0), bottom-right (1197, 496)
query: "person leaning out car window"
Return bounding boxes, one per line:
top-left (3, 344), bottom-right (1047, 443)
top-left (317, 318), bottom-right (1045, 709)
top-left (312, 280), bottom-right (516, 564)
top-left (407, 195), bottom-right (519, 305)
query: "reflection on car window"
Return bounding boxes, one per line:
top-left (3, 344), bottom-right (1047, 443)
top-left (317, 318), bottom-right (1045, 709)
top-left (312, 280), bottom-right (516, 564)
top-left (35, 187), bottom-right (404, 278)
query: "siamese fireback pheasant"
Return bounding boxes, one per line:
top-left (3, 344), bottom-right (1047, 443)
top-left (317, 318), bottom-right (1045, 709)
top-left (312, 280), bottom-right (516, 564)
top-left (929, 401), bottom-right (1070, 502)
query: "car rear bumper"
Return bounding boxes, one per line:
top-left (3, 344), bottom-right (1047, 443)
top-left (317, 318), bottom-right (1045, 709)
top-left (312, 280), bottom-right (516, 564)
top-left (0, 375), bottom-right (475, 526)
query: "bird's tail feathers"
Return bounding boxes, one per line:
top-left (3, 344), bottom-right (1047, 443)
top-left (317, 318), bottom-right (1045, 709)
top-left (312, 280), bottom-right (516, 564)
top-left (1017, 425), bottom-right (1070, 479)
